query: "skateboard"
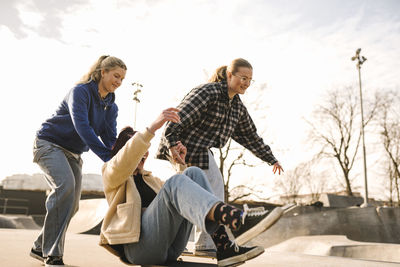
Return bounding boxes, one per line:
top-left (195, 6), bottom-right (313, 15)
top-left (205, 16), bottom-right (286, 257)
top-left (141, 258), bottom-right (218, 266)
top-left (180, 250), bottom-right (215, 259)
top-left (180, 251), bottom-right (245, 266)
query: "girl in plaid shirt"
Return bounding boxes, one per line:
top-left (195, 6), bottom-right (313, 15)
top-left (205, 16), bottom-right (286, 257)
top-left (156, 58), bottom-right (283, 254)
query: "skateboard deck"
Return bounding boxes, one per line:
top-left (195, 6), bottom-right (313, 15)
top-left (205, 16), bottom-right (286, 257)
top-left (179, 252), bottom-right (246, 266)
top-left (180, 251), bottom-right (215, 259)
top-left (141, 257), bottom-right (218, 266)
top-left (142, 263), bottom-right (217, 267)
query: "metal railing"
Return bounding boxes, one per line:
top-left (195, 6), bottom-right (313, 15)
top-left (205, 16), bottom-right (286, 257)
top-left (0, 197), bottom-right (29, 215)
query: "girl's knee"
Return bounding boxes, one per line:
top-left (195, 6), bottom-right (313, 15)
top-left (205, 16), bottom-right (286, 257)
top-left (183, 166), bottom-right (205, 178)
top-left (183, 167), bottom-right (210, 188)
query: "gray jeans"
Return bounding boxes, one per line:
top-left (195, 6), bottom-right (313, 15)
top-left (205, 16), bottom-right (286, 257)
top-left (32, 138), bottom-right (83, 257)
top-left (123, 167), bottom-right (220, 265)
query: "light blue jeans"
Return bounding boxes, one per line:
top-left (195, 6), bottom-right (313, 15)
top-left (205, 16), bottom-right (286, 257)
top-left (123, 167), bottom-right (220, 265)
top-left (32, 138), bottom-right (83, 257)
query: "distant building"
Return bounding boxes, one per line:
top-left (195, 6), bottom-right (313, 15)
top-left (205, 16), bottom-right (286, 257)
top-left (279, 191), bottom-right (384, 207)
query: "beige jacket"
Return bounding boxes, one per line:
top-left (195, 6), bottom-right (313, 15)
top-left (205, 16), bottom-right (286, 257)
top-left (99, 129), bottom-right (164, 246)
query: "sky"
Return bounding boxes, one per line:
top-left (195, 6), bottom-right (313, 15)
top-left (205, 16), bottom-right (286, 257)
top-left (1, 0), bottom-right (399, 200)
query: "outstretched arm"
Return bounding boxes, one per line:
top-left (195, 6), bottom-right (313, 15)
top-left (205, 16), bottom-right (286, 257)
top-left (232, 107), bottom-right (283, 174)
top-left (103, 107), bottom-right (181, 189)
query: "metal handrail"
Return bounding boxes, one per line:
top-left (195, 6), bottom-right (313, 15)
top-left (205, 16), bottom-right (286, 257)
top-left (0, 197), bottom-right (29, 215)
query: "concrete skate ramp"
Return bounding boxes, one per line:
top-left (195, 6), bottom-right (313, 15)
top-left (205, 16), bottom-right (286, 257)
top-left (68, 198), bottom-right (108, 235)
top-left (0, 215), bottom-right (41, 229)
top-left (269, 235), bottom-right (400, 263)
top-left (0, 215), bottom-right (17, 228)
top-left (249, 206), bottom-right (400, 248)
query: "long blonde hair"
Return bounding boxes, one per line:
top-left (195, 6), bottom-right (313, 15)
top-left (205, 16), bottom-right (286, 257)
top-left (208, 58), bottom-right (252, 82)
top-left (78, 55), bottom-right (127, 84)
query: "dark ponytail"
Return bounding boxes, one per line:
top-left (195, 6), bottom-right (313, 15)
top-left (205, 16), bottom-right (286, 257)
top-left (111, 126), bottom-right (137, 158)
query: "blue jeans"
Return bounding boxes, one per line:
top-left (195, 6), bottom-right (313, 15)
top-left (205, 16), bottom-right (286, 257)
top-left (32, 138), bottom-right (83, 257)
top-left (123, 167), bottom-right (220, 265)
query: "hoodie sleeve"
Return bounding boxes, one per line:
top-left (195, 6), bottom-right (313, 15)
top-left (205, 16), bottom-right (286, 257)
top-left (67, 85), bottom-right (112, 162)
top-left (101, 104), bottom-right (118, 149)
top-left (102, 129), bottom-right (155, 190)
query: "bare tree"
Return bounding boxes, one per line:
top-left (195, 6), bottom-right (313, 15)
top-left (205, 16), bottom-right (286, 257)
top-left (376, 90), bottom-right (400, 205)
top-left (273, 164), bottom-right (304, 204)
top-left (306, 86), bottom-right (380, 196)
top-left (217, 139), bottom-right (265, 203)
top-left (302, 158), bottom-right (328, 203)
top-left (272, 158), bottom-right (327, 204)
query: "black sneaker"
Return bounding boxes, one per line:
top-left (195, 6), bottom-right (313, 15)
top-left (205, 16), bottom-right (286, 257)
top-left (44, 256), bottom-right (64, 266)
top-left (217, 242), bottom-right (264, 267)
top-left (234, 204), bottom-right (295, 245)
top-left (29, 248), bottom-right (45, 262)
top-left (232, 204), bottom-right (269, 238)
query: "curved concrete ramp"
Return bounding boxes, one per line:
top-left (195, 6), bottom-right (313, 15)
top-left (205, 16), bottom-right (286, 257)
top-left (0, 215), bottom-right (40, 229)
top-left (269, 235), bottom-right (400, 263)
top-left (68, 198), bottom-right (108, 235)
top-left (0, 215), bottom-right (17, 228)
top-left (249, 206), bottom-right (400, 248)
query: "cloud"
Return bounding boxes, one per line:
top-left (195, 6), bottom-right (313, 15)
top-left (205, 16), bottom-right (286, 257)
top-left (0, 0), bottom-right (90, 40)
top-left (0, 0), bottom-right (27, 38)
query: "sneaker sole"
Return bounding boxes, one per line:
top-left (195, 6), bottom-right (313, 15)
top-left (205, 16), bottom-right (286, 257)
top-left (236, 204), bottom-right (296, 245)
top-left (29, 251), bottom-right (44, 262)
top-left (218, 246), bottom-right (264, 267)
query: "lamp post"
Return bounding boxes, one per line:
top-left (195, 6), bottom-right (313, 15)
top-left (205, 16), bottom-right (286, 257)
top-left (132, 82), bottom-right (143, 129)
top-left (351, 48), bottom-right (369, 207)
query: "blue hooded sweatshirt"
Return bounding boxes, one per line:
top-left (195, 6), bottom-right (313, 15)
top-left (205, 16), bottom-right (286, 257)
top-left (37, 80), bottom-right (118, 162)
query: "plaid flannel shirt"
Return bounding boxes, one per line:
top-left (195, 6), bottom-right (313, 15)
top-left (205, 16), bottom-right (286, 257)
top-left (156, 81), bottom-right (278, 169)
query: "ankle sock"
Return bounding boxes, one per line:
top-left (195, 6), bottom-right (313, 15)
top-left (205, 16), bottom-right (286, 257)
top-left (213, 202), bottom-right (243, 230)
top-left (211, 225), bottom-right (232, 252)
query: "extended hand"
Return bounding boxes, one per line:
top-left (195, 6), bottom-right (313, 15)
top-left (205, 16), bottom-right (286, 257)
top-left (273, 162), bottom-right (284, 175)
top-left (148, 107), bottom-right (180, 134)
top-left (170, 141), bottom-right (187, 165)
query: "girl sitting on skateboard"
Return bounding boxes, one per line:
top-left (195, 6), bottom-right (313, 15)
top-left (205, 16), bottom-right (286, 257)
top-left (99, 108), bottom-right (264, 267)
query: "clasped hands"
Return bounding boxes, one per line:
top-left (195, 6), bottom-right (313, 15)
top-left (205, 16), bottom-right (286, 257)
top-left (169, 141), bottom-right (187, 165)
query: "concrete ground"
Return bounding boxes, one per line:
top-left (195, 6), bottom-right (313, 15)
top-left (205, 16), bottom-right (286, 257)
top-left (2, 229), bottom-right (400, 267)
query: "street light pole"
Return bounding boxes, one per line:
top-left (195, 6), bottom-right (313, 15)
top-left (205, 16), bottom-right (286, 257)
top-left (132, 82), bottom-right (143, 129)
top-left (351, 48), bottom-right (369, 207)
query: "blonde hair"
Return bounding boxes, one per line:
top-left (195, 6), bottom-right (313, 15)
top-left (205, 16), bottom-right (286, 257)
top-left (78, 55), bottom-right (127, 84)
top-left (208, 58), bottom-right (252, 82)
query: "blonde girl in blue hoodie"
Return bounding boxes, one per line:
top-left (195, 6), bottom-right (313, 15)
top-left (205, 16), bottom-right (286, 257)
top-left (30, 55), bottom-right (127, 267)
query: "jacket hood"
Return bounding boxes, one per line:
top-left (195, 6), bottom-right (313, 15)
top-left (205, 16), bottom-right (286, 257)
top-left (88, 80), bottom-right (116, 107)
